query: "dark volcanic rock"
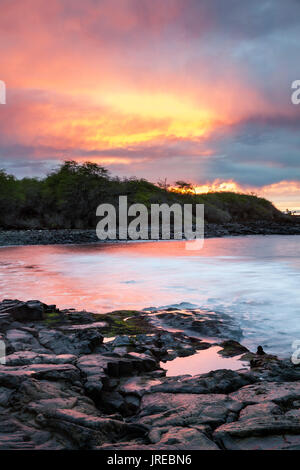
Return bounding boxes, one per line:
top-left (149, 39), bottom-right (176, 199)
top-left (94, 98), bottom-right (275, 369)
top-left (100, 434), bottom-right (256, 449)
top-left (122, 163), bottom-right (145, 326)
top-left (0, 223), bottom-right (300, 247)
top-left (1, 297), bottom-right (300, 450)
top-left (5, 351), bottom-right (77, 366)
top-left (150, 369), bottom-right (254, 395)
top-left (147, 426), bottom-right (219, 450)
top-left (30, 407), bottom-right (148, 450)
top-left (214, 417), bottom-right (300, 450)
top-left (134, 392), bottom-right (241, 428)
top-left (229, 381), bottom-right (300, 405)
top-left (219, 340), bottom-right (249, 357)
top-left (146, 307), bottom-right (243, 341)
top-left (6, 329), bottom-right (48, 354)
top-left (99, 426), bottom-right (219, 450)
top-left (100, 391), bottom-right (124, 412)
top-left (0, 300), bottom-right (56, 322)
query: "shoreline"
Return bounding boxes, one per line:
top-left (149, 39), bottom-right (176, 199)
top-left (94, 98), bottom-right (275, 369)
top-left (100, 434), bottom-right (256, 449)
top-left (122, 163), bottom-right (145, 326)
top-left (1, 221), bottom-right (300, 246)
top-left (1, 299), bottom-right (300, 450)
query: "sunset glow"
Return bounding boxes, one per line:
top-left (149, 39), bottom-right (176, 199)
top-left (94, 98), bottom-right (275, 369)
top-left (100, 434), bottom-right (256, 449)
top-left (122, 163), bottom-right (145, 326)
top-left (170, 180), bottom-right (300, 212)
top-left (0, 0), bottom-right (299, 209)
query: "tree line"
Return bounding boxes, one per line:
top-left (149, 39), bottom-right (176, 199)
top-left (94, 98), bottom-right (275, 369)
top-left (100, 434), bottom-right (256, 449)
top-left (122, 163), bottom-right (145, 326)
top-left (0, 160), bottom-right (284, 229)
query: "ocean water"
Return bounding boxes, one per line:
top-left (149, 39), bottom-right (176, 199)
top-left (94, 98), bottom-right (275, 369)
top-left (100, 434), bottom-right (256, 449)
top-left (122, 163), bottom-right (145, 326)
top-left (0, 235), bottom-right (299, 357)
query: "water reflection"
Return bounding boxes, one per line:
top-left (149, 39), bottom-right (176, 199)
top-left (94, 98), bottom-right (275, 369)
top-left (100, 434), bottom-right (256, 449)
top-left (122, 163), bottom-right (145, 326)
top-left (161, 346), bottom-right (248, 376)
top-left (0, 235), bottom-right (299, 355)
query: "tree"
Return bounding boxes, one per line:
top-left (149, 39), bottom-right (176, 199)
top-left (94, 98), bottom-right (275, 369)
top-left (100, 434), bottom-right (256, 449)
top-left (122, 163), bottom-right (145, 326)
top-left (174, 180), bottom-right (195, 193)
top-left (156, 178), bottom-right (169, 191)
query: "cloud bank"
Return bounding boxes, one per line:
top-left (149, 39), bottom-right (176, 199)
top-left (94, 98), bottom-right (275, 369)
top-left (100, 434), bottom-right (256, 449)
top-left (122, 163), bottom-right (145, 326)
top-left (0, 0), bottom-right (299, 208)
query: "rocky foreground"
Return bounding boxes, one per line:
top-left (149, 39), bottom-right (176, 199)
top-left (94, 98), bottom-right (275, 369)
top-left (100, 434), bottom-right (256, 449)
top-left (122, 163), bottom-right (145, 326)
top-left (0, 220), bottom-right (300, 246)
top-left (1, 299), bottom-right (300, 450)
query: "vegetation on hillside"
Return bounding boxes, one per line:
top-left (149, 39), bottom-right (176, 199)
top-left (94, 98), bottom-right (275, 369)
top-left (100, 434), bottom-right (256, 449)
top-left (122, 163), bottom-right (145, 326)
top-left (0, 161), bottom-right (286, 229)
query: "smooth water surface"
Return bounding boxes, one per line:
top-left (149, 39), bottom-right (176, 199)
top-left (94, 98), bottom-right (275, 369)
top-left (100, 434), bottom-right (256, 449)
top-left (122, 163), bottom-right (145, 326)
top-left (0, 235), bottom-right (299, 356)
top-left (161, 346), bottom-right (248, 376)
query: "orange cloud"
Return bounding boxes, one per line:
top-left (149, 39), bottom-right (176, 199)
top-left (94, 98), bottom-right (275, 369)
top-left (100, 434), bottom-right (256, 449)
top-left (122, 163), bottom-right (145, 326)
top-left (0, 0), bottom-right (299, 206)
top-left (0, 0), bottom-right (285, 157)
top-left (259, 181), bottom-right (300, 212)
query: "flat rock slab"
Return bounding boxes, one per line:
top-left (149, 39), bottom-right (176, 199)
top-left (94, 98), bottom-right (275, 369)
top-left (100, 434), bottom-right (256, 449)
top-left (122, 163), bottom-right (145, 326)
top-left (0, 414), bottom-right (63, 450)
top-left (77, 353), bottom-right (158, 379)
top-left (59, 322), bottom-right (107, 332)
top-left (0, 367), bottom-right (35, 387)
top-left (213, 382), bottom-right (300, 450)
top-left (30, 408), bottom-right (147, 449)
top-left (100, 426), bottom-right (220, 450)
top-left (214, 416), bottom-right (300, 450)
top-left (136, 392), bottom-right (241, 428)
top-left (5, 351), bottom-right (77, 366)
top-left (218, 434), bottom-right (300, 450)
top-left (0, 363), bottom-right (79, 384)
top-left (230, 381), bottom-right (300, 405)
top-left (149, 426), bottom-right (220, 450)
top-left (150, 369), bottom-right (254, 395)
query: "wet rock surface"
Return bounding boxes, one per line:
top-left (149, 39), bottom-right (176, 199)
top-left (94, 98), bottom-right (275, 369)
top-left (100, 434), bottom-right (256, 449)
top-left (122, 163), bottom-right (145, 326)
top-left (144, 307), bottom-right (243, 341)
top-left (218, 340), bottom-right (249, 357)
top-left (0, 299), bottom-right (300, 450)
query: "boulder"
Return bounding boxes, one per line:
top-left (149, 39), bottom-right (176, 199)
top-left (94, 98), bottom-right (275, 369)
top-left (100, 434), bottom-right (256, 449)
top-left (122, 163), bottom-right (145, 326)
top-left (38, 329), bottom-right (76, 355)
top-left (100, 391), bottom-right (124, 412)
top-left (6, 329), bottom-right (47, 354)
top-left (218, 340), bottom-right (249, 357)
top-left (84, 380), bottom-right (103, 403)
top-left (38, 328), bottom-right (103, 355)
top-left (0, 300), bottom-right (55, 322)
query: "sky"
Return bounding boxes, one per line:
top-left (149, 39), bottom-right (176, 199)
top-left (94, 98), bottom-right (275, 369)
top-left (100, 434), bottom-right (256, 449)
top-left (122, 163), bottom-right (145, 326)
top-left (0, 0), bottom-right (300, 210)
